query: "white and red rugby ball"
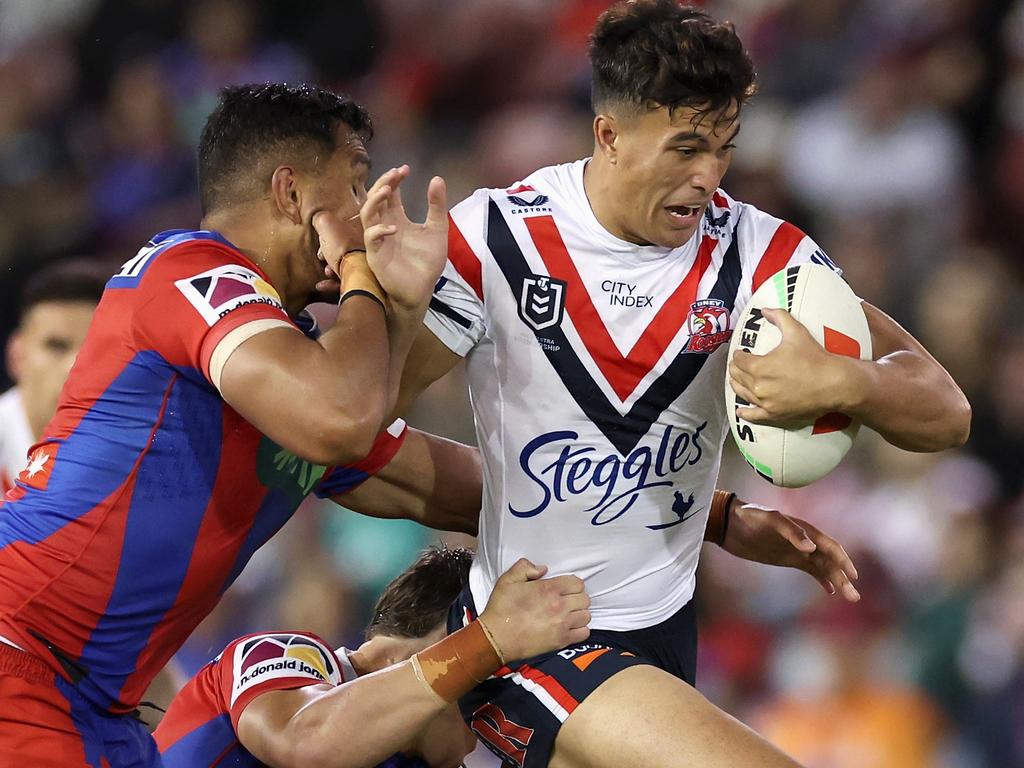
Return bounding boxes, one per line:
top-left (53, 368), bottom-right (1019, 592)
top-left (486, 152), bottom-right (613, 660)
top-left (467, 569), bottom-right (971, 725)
top-left (725, 263), bottom-right (872, 488)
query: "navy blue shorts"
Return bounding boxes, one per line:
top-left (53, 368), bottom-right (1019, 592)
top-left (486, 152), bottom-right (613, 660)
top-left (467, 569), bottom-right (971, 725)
top-left (447, 586), bottom-right (697, 768)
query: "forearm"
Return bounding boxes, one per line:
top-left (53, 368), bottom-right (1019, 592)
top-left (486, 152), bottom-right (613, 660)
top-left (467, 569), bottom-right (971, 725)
top-left (335, 429), bottom-right (481, 535)
top-left (282, 662), bottom-right (445, 768)
top-left (834, 351), bottom-right (970, 452)
top-left (281, 623), bottom-right (499, 768)
top-left (384, 303), bottom-right (429, 418)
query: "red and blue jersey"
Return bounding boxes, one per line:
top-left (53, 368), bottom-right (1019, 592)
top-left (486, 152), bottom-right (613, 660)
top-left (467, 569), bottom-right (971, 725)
top-left (155, 631), bottom-right (428, 768)
top-left (0, 230), bottom-right (405, 714)
top-left (155, 631), bottom-right (348, 767)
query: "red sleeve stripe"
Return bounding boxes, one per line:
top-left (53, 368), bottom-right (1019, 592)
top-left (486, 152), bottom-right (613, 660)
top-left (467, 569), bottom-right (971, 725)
top-left (449, 216), bottom-right (483, 301)
top-left (752, 221), bottom-right (805, 293)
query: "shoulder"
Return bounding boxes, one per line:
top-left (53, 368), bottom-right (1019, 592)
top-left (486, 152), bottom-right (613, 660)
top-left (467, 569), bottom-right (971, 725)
top-left (451, 160), bottom-right (583, 224)
top-left (121, 230), bottom-right (285, 326)
top-left (222, 631), bottom-right (344, 707)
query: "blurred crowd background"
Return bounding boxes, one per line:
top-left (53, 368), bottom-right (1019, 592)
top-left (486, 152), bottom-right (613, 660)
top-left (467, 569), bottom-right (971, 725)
top-left (1, 0), bottom-right (1022, 766)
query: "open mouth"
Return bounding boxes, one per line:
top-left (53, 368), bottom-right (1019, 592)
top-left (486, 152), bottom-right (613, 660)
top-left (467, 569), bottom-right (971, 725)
top-left (666, 204), bottom-right (701, 220)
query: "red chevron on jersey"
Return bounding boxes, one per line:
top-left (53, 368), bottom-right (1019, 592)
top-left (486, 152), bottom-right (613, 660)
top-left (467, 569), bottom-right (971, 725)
top-left (752, 221), bottom-right (805, 293)
top-left (448, 217), bottom-right (483, 301)
top-left (525, 215), bottom-right (715, 402)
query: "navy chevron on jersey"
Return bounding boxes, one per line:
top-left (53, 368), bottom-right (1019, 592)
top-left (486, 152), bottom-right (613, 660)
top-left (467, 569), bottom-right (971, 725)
top-left (426, 159), bottom-right (840, 631)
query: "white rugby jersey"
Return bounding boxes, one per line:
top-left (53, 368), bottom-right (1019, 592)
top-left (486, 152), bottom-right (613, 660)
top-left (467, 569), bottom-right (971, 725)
top-left (0, 387), bottom-right (33, 493)
top-left (426, 159), bottom-right (839, 630)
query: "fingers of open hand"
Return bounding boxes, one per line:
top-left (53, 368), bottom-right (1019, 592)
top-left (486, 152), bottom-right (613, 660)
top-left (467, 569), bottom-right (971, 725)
top-left (806, 546), bottom-right (860, 602)
top-left (425, 176), bottom-right (448, 228)
top-left (360, 182), bottom-right (393, 229)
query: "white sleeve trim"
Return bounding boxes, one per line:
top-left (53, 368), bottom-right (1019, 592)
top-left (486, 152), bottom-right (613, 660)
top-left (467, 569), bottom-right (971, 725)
top-left (423, 312), bottom-right (475, 357)
top-left (209, 318), bottom-right (297, 392)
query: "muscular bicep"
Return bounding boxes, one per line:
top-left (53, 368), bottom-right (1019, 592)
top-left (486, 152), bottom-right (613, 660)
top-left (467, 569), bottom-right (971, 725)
top-left (217, 326), bottom-right (347, 460)
top-left (862, 301), bottom-right (932, 360)
top-left (236, 684), bottom-right (332, 765)
top-left (217, 300), bottom-right (391, 466)
top-left (393, 326), bottom-right (463, 418)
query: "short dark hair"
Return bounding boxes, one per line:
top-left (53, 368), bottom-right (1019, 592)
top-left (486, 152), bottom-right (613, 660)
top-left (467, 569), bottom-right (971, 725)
top-left (366, 546), bottom-right (474, 640)
top-left (20, 259), bottom-right (108, 320)
top-left (197, 83), bottom-right (374, 214)
top-left (589, 1), bottom-right (756, 121)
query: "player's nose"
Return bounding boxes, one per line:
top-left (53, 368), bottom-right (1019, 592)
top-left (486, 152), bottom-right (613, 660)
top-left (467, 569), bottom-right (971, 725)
top-left (689, 153), bottom-right (726, 194)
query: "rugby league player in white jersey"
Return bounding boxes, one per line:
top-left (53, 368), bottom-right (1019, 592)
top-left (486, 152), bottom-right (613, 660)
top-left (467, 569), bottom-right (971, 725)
top-left (387, 2), bottom-right (971, 766)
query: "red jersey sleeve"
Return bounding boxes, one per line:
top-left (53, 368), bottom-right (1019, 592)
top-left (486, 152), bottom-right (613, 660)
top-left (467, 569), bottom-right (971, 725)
top-left (314, 418), bottom-right (408, 498)
top-left (131, 239), bottom-right (294, 384)
top-left (216, 631), bottom-right (345, 732)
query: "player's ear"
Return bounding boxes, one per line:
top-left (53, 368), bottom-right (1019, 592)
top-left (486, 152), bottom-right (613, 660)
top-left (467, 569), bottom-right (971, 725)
top-left (269, 165), bottom-right (303, 226)
top-left (594, 114), bottom-right (620, 164)
top-left (6, 332), bottom-right (23, 384)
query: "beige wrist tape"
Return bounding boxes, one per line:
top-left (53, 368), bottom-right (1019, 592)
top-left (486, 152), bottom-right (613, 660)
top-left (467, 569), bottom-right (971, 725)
top-left (340, 252), bottom-right (386, 307)
top-left (411, 620), bottom-right (502, 704)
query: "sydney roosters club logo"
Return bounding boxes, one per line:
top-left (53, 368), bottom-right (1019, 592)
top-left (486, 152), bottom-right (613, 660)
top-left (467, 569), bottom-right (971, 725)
top-left (684, 299), bottom-right (732, 354)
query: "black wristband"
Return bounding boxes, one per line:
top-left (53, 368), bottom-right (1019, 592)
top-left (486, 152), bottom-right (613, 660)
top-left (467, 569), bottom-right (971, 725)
top-left (340, 289), bottom-right (386, 313)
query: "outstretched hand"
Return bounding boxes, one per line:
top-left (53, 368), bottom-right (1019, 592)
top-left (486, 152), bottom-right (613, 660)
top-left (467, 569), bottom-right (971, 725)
top-left (729, 307), bottom-right (852, 425)
top-left (721, 500), bottom-right (861, 602)
top-left (360, 165), bottom-right (448, 311)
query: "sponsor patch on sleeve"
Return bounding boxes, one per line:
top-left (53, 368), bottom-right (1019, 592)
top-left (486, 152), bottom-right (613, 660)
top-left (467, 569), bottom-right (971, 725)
top-left (230, 633), bottom-right (341, 706)
top-left (175, 264), bottom-right (284, 326)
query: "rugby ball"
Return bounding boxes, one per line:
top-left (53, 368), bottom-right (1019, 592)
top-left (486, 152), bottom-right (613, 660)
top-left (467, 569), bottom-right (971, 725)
top-left (725, 263), bottom-right (871, 487)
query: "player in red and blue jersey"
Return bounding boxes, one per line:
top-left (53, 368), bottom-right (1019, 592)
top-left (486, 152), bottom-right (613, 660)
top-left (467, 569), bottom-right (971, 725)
top-left (155, 546), bottom-right (586, 768)
top-left (0, 84), bottom-right (492, 767)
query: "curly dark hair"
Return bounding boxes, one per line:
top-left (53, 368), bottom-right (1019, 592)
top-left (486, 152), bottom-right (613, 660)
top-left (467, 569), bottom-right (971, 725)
top-left (589, 0), bottom-right (757, 121)
top-left (365, 546), bottom-right (474, 640)
top-left (197, 83), bottom-right (373, 215)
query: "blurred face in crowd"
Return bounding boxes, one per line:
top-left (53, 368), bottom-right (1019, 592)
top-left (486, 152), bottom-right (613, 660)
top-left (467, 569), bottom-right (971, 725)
top-left (8, 300), bottom-right (96, 436)
top-left (596, 102), bottom-right (740, 248)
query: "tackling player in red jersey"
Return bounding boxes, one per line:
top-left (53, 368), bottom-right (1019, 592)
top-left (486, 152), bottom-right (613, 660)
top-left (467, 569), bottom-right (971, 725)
top-left (156, 547), bottom-right (585, 768)
top-left (0, 84), bottom-right (556, 767)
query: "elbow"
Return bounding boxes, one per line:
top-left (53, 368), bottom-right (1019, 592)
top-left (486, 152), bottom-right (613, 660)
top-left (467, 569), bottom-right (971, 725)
top-left (309, 413), bottom-right (381, 467)
top-left (917, 392), bottom-right (972, 452)
top-left (946, 393), bottom-right (972, 449)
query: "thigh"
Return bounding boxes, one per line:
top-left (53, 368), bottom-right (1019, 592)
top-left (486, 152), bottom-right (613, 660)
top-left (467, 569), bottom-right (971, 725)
top-left (460, 642), bottom-right (648, 768)
top-left (549, 665), bottom-right (804, 768)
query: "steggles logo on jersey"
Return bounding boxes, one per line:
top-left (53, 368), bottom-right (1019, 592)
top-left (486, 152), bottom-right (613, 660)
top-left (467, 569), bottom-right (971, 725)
top-left (175, 264), bottom-right (284, 327)
top-left (519, 274), bottom-right (567, 332)
top-left (683, 299), bottom-right (732, 354)
top-left (510, 421), bottom-right (707, 526)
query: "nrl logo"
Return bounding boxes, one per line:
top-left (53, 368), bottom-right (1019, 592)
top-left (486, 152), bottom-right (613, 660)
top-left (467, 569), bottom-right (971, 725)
top-left (519, 274), bottom-right (567, 332)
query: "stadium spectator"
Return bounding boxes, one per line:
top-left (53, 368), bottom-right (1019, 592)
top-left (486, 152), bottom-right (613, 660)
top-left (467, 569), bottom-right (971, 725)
top-left (0, 259), bottom-right (106, 492)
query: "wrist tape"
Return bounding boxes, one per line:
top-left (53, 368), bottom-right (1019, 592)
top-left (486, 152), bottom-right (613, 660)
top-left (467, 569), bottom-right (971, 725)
top-left (410, 620), bottom-right (502, 704)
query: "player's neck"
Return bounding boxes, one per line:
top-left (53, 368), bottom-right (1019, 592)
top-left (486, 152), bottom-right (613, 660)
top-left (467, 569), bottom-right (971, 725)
top-left (200, 208), bottom-right (304, 315)
top-left (583, 156), bottom-right (642, 245)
